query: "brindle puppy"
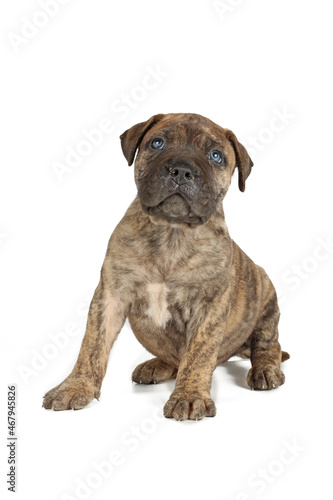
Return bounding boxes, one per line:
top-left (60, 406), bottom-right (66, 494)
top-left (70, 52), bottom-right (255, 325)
top-left (43, 113), bottom-right (289, 420)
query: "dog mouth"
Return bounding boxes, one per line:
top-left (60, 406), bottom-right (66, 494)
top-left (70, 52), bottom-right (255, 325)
top-left (145, 194), bottom-right (203, 225)
top-left (158, 193), bottom-right (190, 217)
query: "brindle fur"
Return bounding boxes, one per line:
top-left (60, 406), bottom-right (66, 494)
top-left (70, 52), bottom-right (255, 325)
top-left (43, 113), bottom-right (289, 420)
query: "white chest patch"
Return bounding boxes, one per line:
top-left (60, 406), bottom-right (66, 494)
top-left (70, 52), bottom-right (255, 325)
top-left (145, 283), bottom-right (172, 328)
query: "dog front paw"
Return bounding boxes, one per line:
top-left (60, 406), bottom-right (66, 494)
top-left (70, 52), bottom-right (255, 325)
top-left (43, 376), bottom-right (100, 410)
top-left (247, 366), bottom-right (285, 390)
top-left (163, 392), bottom-right (216, 421)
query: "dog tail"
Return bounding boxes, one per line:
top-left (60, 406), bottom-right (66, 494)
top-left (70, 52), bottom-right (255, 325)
top-left (281, 351), bottom-right (290, 362)
top-left (237, 348), bottom-right (290, 362)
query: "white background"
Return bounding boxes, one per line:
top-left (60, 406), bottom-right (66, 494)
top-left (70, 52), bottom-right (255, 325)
top-left (1, 1), bottom-right (332, 499)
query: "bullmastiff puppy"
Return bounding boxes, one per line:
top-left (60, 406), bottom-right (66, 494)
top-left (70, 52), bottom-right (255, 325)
top-left (43, 113), bottom-right (289, 420)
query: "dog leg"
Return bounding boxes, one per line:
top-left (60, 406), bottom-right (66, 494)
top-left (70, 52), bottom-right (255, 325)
top-left (247, 292), bottom-right (287, 390)
top-left (132, 358), bottom-right (177, 384)
top-left (43, 281), bottom-right (127, 410)
top-left (163, 312), bottom-right (224, 420)
top-left (237, 346), bottom-right (290, 362)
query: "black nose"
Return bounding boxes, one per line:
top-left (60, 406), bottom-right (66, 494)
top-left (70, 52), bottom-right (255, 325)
top-left (167, 164), bottom-right (195, 185)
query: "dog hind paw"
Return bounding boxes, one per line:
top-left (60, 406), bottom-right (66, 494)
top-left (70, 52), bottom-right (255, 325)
top-left (247, 366), bottom-right (285, 391)
top-left (132, 358), bottom-right (177, 384)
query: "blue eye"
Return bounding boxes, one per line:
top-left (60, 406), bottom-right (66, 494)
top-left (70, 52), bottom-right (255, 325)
top-left (209, 150), bottom-right (223, 163)
top-left (151, 138), bottom-right (164, 149)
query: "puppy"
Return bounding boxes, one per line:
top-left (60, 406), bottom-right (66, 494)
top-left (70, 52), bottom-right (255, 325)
top-left (43, 113), bottom-right (289, 420)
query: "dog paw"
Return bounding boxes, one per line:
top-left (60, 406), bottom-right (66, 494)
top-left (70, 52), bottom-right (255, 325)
top-left (43, 377), bottom-right (100, 411)
top-left (163, 393), bottom-right (216, 420)
top-left (247, 366), bottom-right (285, 391)
top-left (132, 358), bottom-right (177, 384)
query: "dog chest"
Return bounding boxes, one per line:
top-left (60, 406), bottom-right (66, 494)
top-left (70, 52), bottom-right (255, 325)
top-left (144, 282), bottom-right (172, 328)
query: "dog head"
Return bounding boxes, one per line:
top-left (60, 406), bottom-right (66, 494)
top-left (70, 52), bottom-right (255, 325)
top-left (120, 113), bottom-right (253, 226)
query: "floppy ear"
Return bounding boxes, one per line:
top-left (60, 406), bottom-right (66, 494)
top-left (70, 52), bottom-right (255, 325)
top-left (225, 129), bottom-right (253, 192)
top-left (120, 114), bottom-right (165, 166)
